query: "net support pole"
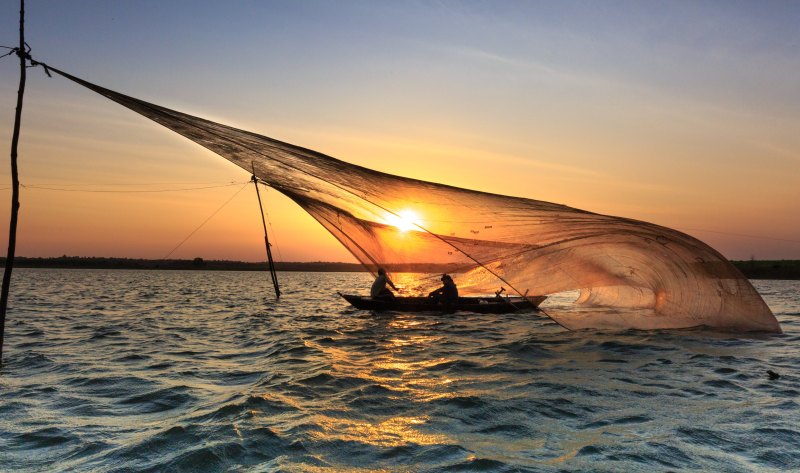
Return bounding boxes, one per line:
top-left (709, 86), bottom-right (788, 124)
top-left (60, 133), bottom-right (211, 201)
top-left (251, 164), bottom-right (280, 299)
top-left (1, 0), bottom-right (27, 370)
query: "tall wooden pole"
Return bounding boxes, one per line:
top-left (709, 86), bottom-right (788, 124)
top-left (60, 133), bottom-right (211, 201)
top-left (1, 0), bottom-right (26, 369)
top-left (251, 164), bottom-right (280, 299)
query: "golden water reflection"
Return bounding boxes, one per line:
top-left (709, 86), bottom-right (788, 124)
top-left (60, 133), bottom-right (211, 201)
top-left (304, 334), bottom-right (460, 404)
top-left (310, 415), bottom-right (451, 447)
top-left (295, 317), bottom-right (472, 449)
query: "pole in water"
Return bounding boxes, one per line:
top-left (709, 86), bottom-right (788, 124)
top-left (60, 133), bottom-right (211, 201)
top-left (251, 163), bottom-right (280, 299)
top-left (1, 0), bottom-right (27, 370)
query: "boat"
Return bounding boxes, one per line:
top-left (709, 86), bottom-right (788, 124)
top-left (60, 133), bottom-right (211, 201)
top-left (339, 293), bottom-right (547, 314)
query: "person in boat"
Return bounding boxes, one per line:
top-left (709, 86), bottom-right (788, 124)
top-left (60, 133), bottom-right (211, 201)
top-left (371, 267), bottom-right (398, 301)
top-left (428, 274), bottom-right (459, 304)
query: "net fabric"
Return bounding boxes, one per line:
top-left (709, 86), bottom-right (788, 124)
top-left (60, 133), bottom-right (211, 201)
top-left (53, 69), bottom-right (780, 333)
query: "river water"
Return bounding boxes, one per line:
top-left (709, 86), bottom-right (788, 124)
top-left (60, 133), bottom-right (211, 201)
top-left (1, 269), bottom-right (798, 472)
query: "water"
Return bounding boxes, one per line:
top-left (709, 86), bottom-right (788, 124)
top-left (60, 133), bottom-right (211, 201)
top-left (1, 269), bottom-right (798, 472)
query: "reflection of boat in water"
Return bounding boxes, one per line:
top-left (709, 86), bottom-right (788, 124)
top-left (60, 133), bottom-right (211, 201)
top-left (340, 293), bottom-right (547, 314)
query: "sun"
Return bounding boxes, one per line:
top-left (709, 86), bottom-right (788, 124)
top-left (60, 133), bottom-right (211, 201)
top-left (386, 209), bottom-right (421, 232)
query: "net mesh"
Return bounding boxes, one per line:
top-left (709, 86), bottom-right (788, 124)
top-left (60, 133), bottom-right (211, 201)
top-left (52, 68), bottom-right (780, 332)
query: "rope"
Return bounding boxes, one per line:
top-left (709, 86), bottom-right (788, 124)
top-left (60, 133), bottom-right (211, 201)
top-left (21, 181), bottom-right (248, 193)
top-left (162, 182), bottom-right (250, 259)
top-left (25, 180), bottom-right (244, 187)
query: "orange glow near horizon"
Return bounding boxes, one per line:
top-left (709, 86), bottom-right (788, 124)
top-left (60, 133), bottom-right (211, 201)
top-left (0, 2), bottom-right (798, 262)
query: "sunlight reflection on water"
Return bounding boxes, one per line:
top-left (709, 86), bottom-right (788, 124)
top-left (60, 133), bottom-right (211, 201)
top-left (0, 270), bottom-right (798, 472)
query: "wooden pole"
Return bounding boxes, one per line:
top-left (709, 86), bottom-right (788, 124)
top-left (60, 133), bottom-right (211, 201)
top-left (1, 0), bottom-right (26, 369)
top-left (251, 164), bottom-right (280, 299)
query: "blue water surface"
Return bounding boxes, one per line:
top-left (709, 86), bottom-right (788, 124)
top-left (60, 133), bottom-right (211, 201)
top-left (1, 269), bottom-right (798, 472)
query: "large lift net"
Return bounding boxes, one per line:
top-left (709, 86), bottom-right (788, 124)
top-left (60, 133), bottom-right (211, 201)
top-left (49, 68), bottom-right (780, 332)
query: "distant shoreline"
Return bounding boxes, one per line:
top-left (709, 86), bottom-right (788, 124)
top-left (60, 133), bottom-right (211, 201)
top-left (1, 256), bottom-right (798, 280)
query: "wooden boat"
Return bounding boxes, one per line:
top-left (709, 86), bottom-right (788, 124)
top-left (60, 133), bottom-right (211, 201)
top-left (339, 293), bottom-right (547, 314)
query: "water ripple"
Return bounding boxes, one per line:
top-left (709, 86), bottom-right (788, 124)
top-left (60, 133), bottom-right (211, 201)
top-left (0, 271), bottom-right (798, 471)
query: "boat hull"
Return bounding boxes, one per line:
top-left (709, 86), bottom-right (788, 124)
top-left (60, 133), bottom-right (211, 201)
top-left (340, 294), bottom-right (547, 314)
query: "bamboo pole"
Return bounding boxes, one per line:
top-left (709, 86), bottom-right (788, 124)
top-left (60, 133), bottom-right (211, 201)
top-left (1, 0), bottom-right (26, 369)
top-left (251, 164), bottom-right (280, 299)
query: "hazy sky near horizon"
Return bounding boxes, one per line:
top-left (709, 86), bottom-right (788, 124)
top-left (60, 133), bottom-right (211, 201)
top-left (1, 0), bottom-right (798, 262)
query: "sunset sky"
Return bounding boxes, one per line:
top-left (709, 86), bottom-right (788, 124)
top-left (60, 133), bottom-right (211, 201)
top-left (0, 0), bottom-right (798, 262)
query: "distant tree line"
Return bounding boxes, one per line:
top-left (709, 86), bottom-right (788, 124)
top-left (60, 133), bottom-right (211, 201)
top-left (0, 256), bottom-right (364, 272)
top-left (731, 260), bottom-right (800, 280)
top-left (0, 256), bottom-right (797, 279)
top-left (0, 256), bottom-right (459, 274)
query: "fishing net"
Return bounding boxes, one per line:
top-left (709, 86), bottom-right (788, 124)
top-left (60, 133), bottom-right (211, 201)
top-left (48, 67), bottom-right (780, 332)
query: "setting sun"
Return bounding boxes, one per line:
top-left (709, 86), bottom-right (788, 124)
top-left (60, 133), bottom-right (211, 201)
top-left (386, 209), bottom-right (422, 233)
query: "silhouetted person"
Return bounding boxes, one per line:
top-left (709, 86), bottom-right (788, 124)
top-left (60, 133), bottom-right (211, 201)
top-left (429, 274), bottom-right (458, 304)
top-left (371, 268), bottom-right (397, 301)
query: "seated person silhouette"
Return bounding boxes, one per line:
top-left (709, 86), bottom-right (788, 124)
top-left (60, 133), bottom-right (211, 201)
top-left (428, 274), bottom-right (458, 304)
top-left (370, 268), bottom-right (397, 301)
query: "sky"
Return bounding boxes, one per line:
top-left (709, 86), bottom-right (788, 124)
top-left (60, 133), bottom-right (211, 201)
top-left (0, 0), bottom-right (798, 262)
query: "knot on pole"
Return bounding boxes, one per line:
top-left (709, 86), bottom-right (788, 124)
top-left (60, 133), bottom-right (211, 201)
top-left (3, 45), bottom-right (53, 77)
top-left (14, 46), bottom-right (30, 61)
